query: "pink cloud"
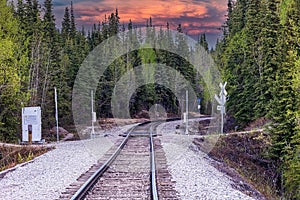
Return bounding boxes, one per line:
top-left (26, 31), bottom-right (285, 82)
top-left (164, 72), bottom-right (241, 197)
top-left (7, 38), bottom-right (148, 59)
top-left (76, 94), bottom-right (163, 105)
top-left (69, 0), bottom-right (226, 34)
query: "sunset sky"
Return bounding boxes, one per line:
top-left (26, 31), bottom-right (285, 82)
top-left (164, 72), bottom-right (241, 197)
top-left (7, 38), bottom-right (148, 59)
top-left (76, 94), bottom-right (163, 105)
top-left (52, 0), bottom-right (228, 48)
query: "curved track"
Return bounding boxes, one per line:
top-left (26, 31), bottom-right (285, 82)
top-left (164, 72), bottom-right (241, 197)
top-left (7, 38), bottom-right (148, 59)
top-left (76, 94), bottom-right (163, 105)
top-left (60, 122), bottom-right (178, 200)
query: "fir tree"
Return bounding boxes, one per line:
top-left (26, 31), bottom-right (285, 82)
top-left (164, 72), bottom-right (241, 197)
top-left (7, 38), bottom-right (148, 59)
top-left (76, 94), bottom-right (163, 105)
top-left (70, 1), bottom-right (76, 39)
top-left (43, 0), bottom-right (56, 40)
top-left (269, 0), bottom-right (300, 198)
top-left (253, 0), bottom-right (280, 118)
top-left (128, 19), bottom-right (133, 30)
top-left (199, 34), bottom-right (209, 51)
top-left (62, 7), bottom-right (70, 40)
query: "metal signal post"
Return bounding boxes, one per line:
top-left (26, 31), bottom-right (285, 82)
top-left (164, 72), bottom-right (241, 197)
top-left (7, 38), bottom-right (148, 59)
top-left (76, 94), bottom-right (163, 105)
top-left (197, 98), bottom-right (201, 115)
top-left (91, 90), bottom-right (95, 138)
top-left (185, 90), bottom-right (189, 135)
top-left (215, 82), bottom-right (227, 134)
top-left (54, 87), bottom-right (59, 142)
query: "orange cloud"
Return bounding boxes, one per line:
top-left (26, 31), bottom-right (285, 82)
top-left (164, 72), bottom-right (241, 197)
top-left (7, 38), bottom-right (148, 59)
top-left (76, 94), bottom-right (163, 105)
top-left (53, 0), bottom-right (226, 47)
top-left (54, 0), bottom-right (227, 39)
top-left (75, 1), bottom-right (207, 20)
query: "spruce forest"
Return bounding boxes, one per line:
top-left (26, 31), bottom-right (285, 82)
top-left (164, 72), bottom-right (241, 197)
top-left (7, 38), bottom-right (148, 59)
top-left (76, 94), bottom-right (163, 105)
top-left (0, 0), bottom-right (299, 199)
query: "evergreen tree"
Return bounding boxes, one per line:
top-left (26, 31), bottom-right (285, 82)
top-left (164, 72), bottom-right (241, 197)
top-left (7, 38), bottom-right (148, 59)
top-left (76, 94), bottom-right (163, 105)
top-left (149, 17), bottom-right (152, 27)
top-left (128, 19), bottom-right (133, 30)
top-left (102, 15), bottom-right (109, 40)
top-left (175, 24), bottom-right (196, 102)
top-left (108, 9), bottom-right (120, 36)
top-left (253, 0), bottom-right (280, 118)
top-left (177, 23), bottom-right (182, 33)
top-left (43, 0), bottom-right (56, 40)
top-left (240, 0), bottom-right (263, 121)
top-left (70, 1), bottom-right (76, 39)
top-left (199, 34), bottom-right (209, 51)
top-left (228, 0), bottom-right (247, 36)
top-left (269, 0), bottom-right (300, 198)
top-left (222, 0), bottom-right (265, 126)
top-left (219, 0), bottom-right (299, 198)
top-left (16, 0), bottom-right (25, 26)
top-left (61, 7), bottom-right (70, 40)
top-left (41, 0), bottom-right (67, 129)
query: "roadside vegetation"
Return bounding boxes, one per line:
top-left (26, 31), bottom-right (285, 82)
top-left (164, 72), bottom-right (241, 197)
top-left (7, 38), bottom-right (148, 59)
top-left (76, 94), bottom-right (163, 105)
top-left (194, 119), bottom-right (278, 199)
top-left (197, 131), bottom-right (278, 199)
top-left (0, 145), bottom-right (52, 172)
top-left (212, 1), bottom-right (300, 198)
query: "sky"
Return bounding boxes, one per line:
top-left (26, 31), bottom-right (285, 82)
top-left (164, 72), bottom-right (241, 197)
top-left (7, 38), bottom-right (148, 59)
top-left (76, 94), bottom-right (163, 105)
top-left (51, 0), bottom-right (228, 48)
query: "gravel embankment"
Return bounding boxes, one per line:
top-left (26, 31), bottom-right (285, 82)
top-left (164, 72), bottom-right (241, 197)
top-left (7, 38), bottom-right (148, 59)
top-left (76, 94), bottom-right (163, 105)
top-left (157, 120), bottom-right (256, 200)
top-left (0, 124), bottom-right (135, 200)
top-left (0, 121), bottom-right (258, 200)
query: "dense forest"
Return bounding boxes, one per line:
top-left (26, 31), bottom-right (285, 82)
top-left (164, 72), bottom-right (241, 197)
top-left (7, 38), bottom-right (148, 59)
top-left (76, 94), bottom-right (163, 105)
top-left (0, 0), bottom-right (299, 198)
top-left (213, 0), bottom-right (300, 198)
top-left (1, 0), bottom-right (212, 139)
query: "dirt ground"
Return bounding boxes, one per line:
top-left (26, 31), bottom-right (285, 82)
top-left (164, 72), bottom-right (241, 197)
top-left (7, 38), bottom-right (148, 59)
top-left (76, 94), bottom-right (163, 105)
top-left (0, 145), bottom-right (52, 173)
top-left (193, 131), bottom-right (279, 200)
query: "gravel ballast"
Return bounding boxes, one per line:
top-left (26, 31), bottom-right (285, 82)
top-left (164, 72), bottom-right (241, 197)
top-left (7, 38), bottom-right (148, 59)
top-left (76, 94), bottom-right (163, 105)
top-left (157, 120), bottom-right (256, 200)
top-left (0, 124), bottom-right (135, 200)
top-left (0, 121), bottom-right (258, 200)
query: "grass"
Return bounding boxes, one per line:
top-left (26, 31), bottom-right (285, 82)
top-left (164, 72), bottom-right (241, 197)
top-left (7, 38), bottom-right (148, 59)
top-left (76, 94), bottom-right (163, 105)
top-left (0, 145), bottom-right (53, 172)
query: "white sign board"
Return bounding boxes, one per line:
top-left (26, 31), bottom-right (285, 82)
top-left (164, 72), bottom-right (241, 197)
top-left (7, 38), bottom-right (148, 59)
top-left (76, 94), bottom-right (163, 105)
top-left (183, 112), bottom-right (187, 123)
top-left (217, 105), bottom-right (225, 113)
top-left (215, 94), bottom-right (222, 105)
top-left (22, 107), bottom-right (42, 142)
top-left (92, 112), bottom-right (97, 123)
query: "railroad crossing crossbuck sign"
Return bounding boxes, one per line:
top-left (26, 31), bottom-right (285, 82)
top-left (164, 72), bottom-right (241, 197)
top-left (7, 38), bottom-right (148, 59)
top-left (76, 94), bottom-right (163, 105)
top-left (215, 82), bottom-right (227, 134)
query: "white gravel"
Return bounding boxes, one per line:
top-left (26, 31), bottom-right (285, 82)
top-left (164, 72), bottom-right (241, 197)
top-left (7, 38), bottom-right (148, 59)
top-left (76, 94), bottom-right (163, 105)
top-left (0, 121), bottom-right (256, 200)
top-left (0, 124), bottom-right (136, 200)
top-left (157, 120), bottom-right (256, 200)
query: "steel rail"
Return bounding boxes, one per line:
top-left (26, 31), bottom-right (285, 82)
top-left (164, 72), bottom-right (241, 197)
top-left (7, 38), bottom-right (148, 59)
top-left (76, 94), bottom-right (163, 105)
top-left (70, 120), bottom-right (166, 200)
top-left (150, 123), bottom-right (159, 200)
top-left (70, 125), bottom-right (137, 200)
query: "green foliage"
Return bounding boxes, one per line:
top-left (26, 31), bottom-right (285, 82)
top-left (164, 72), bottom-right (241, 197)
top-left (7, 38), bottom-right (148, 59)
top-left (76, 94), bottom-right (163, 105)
top-left (1, 146), bottom-right (51, 171)
top-left (218, 0), bottom-right (300, 198)
top-left (17, 152), bottom-right (23, 163)
top-left (227, 0), bottom-right (247, 36)
top-left (221, 0), bottom-right (281, 126)
top-left (283, 144), bottom-right (300, 199)
top-left (198, 34), bottom-right (209, 52)
top-left (0, 0), bottom-right (29, 141)
top-left (17, 150), bottom-right (34, 163)
top-left (253, 0), bottom-right (281, 119)
top-left (270, 1), bottom-right (300, 198)
top-left (70, 2), bottom-right (76, 39)
top-left (61, 7), bottom-right (70, 40)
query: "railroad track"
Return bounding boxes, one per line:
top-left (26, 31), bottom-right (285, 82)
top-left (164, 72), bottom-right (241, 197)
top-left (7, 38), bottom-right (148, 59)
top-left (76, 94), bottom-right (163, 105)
top-left (60, 121), bottom-right (179, 200)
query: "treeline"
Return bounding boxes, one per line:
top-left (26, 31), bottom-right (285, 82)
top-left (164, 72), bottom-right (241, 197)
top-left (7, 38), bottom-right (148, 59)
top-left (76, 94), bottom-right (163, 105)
top-left (214, 0), bottom-right (299, 198)
top-left (0, 0), bottom-right (89, 141)
top-left (0, 0), bottom-right (211, 141)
